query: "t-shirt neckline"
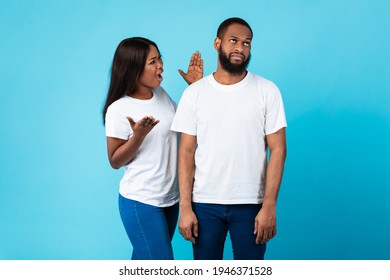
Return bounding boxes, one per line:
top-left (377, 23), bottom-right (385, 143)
top-left (209, 71), bottom-right (251, 91)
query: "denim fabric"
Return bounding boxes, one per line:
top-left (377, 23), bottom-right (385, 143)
top-left (192, 202), bottom-right (266, 260)
top-left (118, 194), bottom-right (179, 260)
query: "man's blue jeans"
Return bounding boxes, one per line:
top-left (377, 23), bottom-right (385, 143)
top-left (118, 194), bottom-right (179, 260)
top-left (192, 202), bottom-right (266, 260)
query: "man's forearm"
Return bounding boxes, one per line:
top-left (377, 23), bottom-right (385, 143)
top-left (263, 147), bottom-right (286, 207)
top-left (178, 134), bottom-right (197, 210)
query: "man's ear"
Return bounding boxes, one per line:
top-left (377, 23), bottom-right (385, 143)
top-left (214, 37), bottom-right (221, 50)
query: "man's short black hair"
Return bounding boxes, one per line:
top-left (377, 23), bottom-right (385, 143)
top-left (217, 17), bottom-right (253, 39)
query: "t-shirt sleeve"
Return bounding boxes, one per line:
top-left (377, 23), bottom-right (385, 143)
top-left (105, 107), bottom-right (132, 140)
top-left (170, 88), bottom-right (197, 136)
top-left (265, 86), bottom-right (287, 135)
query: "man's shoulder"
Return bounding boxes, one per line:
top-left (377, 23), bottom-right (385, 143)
top-left (187, 74), bottom-right (211, 88)
top-left (248, 72), bottom-right (274, 84)
top-left (182, 74), bottom-right (211, 96)
top-left (248, 72), bottom-right (279, 92)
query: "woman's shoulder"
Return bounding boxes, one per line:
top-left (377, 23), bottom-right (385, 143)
top-left (106, 96), bottom-right (129, 113)
top-left (153, 86), bottom-right (168, 96)
top-left (154, 86), bottom-right (174, 102)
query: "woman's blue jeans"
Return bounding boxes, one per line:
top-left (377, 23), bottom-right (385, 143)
top-left (118, 194), bottom-right (179, 260)
top-left (192, 202), bottom-right (267, 260)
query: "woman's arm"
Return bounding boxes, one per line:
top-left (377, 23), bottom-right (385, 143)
top-left (106, 116), bottom-right (159, 169)
top-left (178, 51), bottom-right (204, 85)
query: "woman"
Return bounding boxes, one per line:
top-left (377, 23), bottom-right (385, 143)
top-left (102, 37), bottom-right (202, 260)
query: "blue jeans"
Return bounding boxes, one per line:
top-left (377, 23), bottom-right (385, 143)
top-left (192, 202), bottom-right (266, 260)
top-left (118, 194), bottom-right (179, 260)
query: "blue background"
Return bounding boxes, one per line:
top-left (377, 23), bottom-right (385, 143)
top-left (1, 0), bottom-right (389, 260)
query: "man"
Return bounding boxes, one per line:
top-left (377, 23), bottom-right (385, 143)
top-left (171, 17), bottom-right (287, 260)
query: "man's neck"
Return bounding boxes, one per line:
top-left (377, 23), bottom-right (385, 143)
top-left (213, 67), bottom-right (247, 85)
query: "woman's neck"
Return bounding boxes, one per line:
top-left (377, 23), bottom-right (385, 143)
top-left (129, 87), bottom-right (153, 100)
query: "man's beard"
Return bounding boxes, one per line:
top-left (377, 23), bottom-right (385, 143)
top-left (218, 47), bottom-right (251, 75)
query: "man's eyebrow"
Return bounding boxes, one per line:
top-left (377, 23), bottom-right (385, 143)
top-left (228, 35), bottom-right (252, 40)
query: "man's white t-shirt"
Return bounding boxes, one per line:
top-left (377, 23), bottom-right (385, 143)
top-left (171, 72), bottom-right (287, 204)
top-left (105, 87), bottom-right (179, 207)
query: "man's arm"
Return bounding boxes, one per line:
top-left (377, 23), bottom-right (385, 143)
top-left (178, 133), bottom-right (198, 244)
top-left (254, 127), bottom-right (287, 244)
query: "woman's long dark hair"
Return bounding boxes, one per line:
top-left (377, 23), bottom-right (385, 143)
top-left (102, 37), bottom-right (159, 124)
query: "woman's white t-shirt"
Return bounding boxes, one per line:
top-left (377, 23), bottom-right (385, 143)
top-left (105, 87), bottom-right (178, 207)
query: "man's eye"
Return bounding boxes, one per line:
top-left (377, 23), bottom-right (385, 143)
top-left (244, 42), bottom-right (251, 46)
top-left (230, 39), bottom-right (236, 43)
